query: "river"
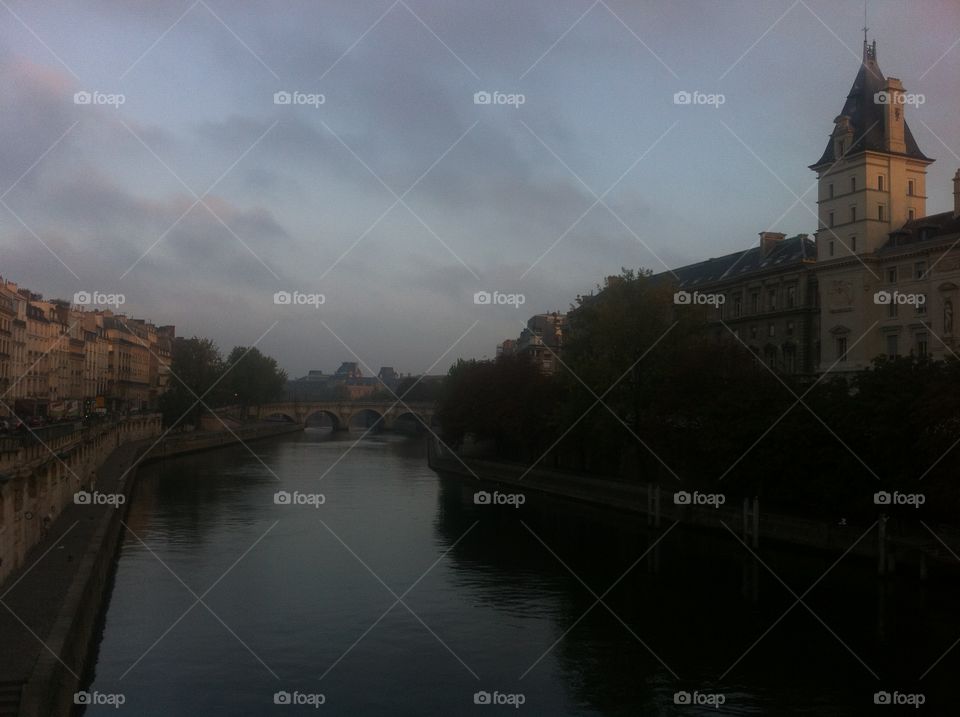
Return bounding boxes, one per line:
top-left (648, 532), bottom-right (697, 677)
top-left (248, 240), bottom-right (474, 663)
top-left (78, 429), bottom-right (960, 715)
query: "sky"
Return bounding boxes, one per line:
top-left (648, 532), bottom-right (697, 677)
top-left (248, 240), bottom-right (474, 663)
top-left (1, 0), bottom-right (959, 378)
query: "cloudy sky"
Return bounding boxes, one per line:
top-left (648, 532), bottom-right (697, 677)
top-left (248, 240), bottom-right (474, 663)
top-left (2, 0), bottom-right (958, 378)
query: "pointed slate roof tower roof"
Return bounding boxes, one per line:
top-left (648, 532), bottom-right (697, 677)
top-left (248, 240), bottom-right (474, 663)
top-left (810, 38), bottom-right (931, 169)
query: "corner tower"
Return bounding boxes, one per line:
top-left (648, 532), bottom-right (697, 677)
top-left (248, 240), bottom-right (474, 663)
top-left (810, 38), bottom-right (934, 262)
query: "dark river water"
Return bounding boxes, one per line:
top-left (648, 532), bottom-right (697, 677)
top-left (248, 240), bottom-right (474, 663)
top-left (79, 429), bottom-right (960, 715)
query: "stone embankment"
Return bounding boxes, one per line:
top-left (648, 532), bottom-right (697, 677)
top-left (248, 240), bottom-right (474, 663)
top-left (0, 418), bottom-right (301, 717)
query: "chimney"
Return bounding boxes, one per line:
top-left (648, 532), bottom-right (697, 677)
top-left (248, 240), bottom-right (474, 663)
top-left (880, 77), bottom-right (906, 154)
top-left (954, 169), bottom-right (960, 218)
top-left (759, 231), bottom-right (786, 256)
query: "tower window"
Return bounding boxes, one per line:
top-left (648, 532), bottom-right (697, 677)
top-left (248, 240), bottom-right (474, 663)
top-left (829, 211), bottom-right (835, 227)
top-left (850, 236), bottom-right (857, 252)
top-left (908, 208), bottom-right (915, 221)
top-left (851, 176), bottom-right (856, 192)
top-left (828, 183), bottom-right (834, 199)
top-left (878, 175), bottom-right (885, 191)
top-left (908, 180), bottom-right (915, 196)
top-left (850, 206), bottom-right (857, 222)
top-left (878, 205), bottom-right (885, 221)
top-left (829, 240), bottom-right (835, 257)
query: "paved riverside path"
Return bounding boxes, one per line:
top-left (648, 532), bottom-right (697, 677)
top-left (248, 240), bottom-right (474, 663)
top-left (0, 438), bottom-right (149, 685)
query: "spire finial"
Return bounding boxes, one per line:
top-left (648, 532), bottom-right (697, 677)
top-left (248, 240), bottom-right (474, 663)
top-left (862, 0), bottom-right (869, 57)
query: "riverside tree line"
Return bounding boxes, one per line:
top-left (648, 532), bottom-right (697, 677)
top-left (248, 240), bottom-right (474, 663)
top-left (437, 269), bottom-right (960, 523)
top-left (159, 337), bottom-right (287, 430)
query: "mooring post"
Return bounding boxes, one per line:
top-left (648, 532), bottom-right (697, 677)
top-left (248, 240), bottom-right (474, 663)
top-left (878, 516), bottom-right (887, 576)
top-left (654, 485), bottom-right (661, 527)
top-left (742, 497), bottom-right (749, 541)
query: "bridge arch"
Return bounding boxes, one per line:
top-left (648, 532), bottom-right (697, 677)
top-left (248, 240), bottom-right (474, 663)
top-left (263, 411), bottom-right (298, 424)
top-left (345, 408), bottom-right (385, 432)
top-left (302, 409), bottom-right (343, 431)
top-left (392, 410), bottom-right (428, 432)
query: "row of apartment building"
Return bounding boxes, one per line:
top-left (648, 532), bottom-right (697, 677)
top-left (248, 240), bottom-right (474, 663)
top-left (0, 278), bottom-right (175, 418)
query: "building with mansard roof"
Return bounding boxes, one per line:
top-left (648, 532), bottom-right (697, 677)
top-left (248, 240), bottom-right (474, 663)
top-left (660, 36), bottom-right (960, 376)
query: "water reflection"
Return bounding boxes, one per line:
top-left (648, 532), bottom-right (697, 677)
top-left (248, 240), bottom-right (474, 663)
top-left (79, 430), bottom-right (960, 715)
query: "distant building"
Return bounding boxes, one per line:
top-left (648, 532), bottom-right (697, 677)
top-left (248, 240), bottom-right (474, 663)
top-left (377, 366), bottom-right (398, 392)
top-left (498, 312), bottom-right (567, 374)
top-left (334, 362), bottom-right (362, 379)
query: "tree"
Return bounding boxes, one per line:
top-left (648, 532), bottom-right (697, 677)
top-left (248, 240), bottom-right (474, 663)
top-left (437, 356), bottom-right (559, 461)
top-left (223, 346), bottom-right (288, 411)
top-left (159, 337), bottom-right (225, 429)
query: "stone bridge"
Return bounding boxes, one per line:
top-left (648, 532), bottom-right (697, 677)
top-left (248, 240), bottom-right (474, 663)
top-left (250, 401), bottom-right (437, 431)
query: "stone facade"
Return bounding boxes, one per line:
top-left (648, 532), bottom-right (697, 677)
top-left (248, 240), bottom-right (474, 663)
top-left (662, 38), bottom-right (960, 376)
top-left (0, 278), bottom-right (174, 417)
